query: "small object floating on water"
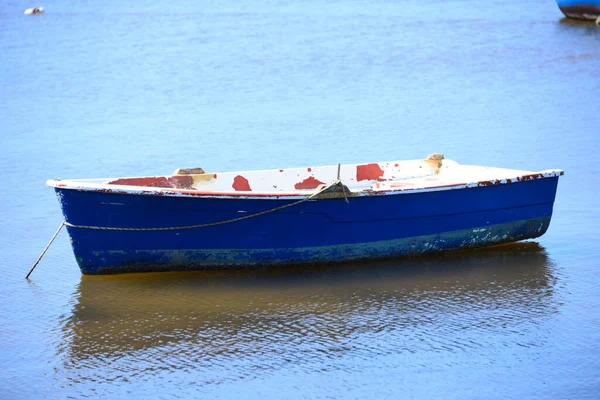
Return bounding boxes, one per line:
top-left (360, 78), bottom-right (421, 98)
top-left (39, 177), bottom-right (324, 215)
top-left (555, 0), bottom-right (600, 21)
top-left (43, 154), bottom-right (564, 275)
top-left (24, 6), bottom-right (44, 15)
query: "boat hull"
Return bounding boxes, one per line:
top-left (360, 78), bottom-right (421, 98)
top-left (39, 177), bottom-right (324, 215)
top-left (54, 176), bottom-right (560, 274)
top-left (556, 0), bottom-right (600, 20)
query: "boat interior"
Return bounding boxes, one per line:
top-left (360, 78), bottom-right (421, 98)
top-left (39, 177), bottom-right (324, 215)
top-left (48, 154), bottom-right (563, 195)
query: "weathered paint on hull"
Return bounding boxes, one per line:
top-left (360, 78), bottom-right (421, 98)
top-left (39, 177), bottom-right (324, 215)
top-left (556, 0), bottom-right (600, 20)
top-left (77, 217), bottom-right (550, 275)
top-left (55, 176), bottom-right (560, 275)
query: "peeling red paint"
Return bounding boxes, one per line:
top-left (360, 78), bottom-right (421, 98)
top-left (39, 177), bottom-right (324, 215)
top-left (294, 176), bottom-right (325, 189)
top-left (109, 176), bottom-right (195, 189)
top-left (516, 173), bottom-right (544, 182)
top-left (477, 180), bottom-right (495, 187)
top-left (356, 163), bottom-right (384, 182)
top-left (232, 175), bottom-right (252, 191)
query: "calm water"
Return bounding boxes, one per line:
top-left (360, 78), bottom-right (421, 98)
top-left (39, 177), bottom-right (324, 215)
top-left (1, 0), bottom-right (599, 398)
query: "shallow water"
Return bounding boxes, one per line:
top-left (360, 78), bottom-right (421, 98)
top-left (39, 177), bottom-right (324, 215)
top-left (1, 0), bottom-right (599, 398)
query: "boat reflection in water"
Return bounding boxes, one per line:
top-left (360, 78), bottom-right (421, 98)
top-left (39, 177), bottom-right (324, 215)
top-left (58, 242), bottom-right (557, 385)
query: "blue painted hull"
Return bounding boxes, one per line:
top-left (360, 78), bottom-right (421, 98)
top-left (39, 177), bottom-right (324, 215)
top-left (54, 176), bottom-right (561, 274)
top-left (556, 0), bottom-right (600, 20)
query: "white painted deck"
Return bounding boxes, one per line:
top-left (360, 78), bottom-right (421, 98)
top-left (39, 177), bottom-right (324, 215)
top-left (46, 155), bottom-right (564, 198)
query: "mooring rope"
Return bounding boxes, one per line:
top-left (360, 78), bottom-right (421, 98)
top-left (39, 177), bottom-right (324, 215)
top-left (63, 180), bottom-right (347, 232)
top-left (26, 177), bottom-right (350, 278)
top-left (26, 221), bottom-right (65, 279)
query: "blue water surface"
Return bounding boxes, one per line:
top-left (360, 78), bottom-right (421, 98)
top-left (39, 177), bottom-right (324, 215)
top-left (1, 0), bottom-right (599, 399)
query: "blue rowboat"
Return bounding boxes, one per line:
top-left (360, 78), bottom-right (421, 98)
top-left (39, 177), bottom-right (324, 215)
top-left (556, 0), bottom-right (600, 21)
top-left (47, 154), bottom-right (563, 275)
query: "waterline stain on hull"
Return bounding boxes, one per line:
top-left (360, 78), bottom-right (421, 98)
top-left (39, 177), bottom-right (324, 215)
top-left (82, 217), bottom-right (551, 274)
